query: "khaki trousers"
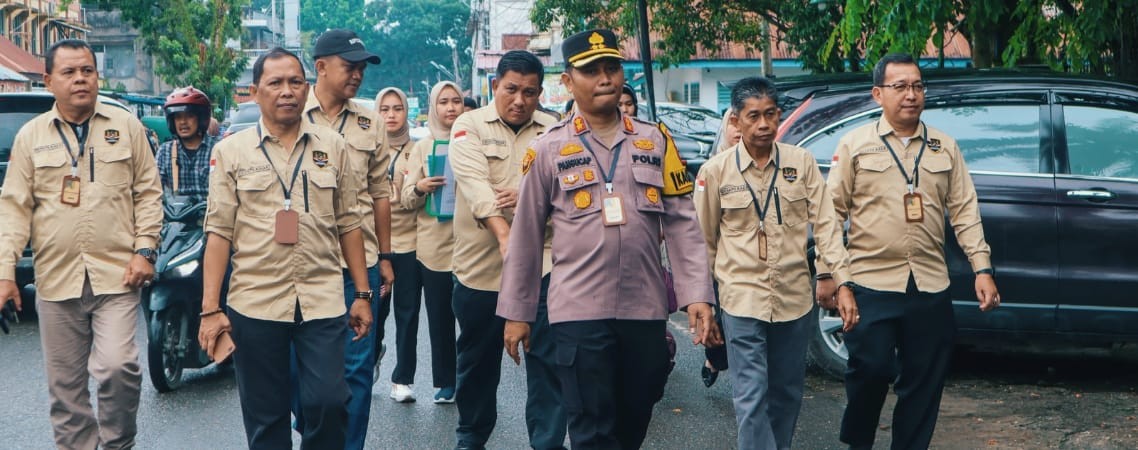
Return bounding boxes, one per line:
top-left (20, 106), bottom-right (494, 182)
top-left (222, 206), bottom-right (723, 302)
top-left (37, 277), bottom-right (141, 450)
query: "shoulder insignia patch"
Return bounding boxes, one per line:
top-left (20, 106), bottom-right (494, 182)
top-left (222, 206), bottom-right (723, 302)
top-left (453, 130), bottom-right (468, 143)
top-left (696, 177), bottom-right (706, 192)
top-left (928, 138), bottom-right (942, 152)
top-left (623, 116), bottom-right (634, 133)
top-left (560, 143), bottom-right (584, 156)
top-left (573, 116), bottom-right (588, 134)
top-left (782, 167), bottom-right (798, 183)
top-left (104, 129), bottom-right (120, 144)
top-left (633, 139), bottom-right (654, 151)
top-left (522, 148), bottom-right (536, 175)
top-left (312, 150), bottom-right (329, 168)
top-left (358, 116), bottom-right (371, 130)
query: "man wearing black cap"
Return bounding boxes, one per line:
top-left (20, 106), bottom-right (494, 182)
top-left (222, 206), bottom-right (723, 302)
top-left (499, 29), bottom-right (719, 449)
top-left (293, 28), bottom-right (392, 450)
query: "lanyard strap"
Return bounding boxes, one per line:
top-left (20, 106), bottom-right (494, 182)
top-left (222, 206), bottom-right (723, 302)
top-left (306, 109), bottom-right (349, 135)
top-left (387, 143), bottom-right (408, 181)
top-left (878, 123), bottom-right (928, 193)
top-left (257, 124), bottom-right (308, 210)
top-left (735, 143), bottom-right (781, 229)
top-left (577, 136), bottom-right (622, 193)
top-left (53, 121), bottom-right (85, 176)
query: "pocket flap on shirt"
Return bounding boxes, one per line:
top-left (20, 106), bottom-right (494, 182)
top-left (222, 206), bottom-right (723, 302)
top-left (631, 165), bottom-right (665, 188)
top-left (920, 154), bottom-right (952, 173)
top-left (236, 172), bottom-right (274, 191)
top-left (347, 134), bottom-right (375, 152)
top-left (858, 154), bottom-right (893, 172)
top-left (779, 183), bottom-right (807, 202)
top-left (95, 145), bottom-right (131, 163)
top-left (484, 144), bottom-right (511, 160)
top-left (719, 192), bottom-right (754, 210)
top-left (309, 171), bottom-right (337, 189)
top-left (32, 150), bottom-right (68, 168)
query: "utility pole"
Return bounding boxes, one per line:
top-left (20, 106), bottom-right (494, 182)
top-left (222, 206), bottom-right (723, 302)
top-left (636, 0), bottom-right (657, 121)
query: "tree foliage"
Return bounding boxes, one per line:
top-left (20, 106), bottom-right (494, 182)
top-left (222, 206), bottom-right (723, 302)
top-left (78, 0), bottom-right (249, 115)
top-left (532, 0), bottom-right (1138, 79)
top-left (297, 0), bottom-right (473, 100)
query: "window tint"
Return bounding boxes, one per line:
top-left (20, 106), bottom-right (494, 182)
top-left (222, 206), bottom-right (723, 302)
top-left (1064, 106), bottom-right (1138, 180)
top-left (801, 105), bottom-right (1041, 174)
top-left (231, 103), bottom-right (261, 123)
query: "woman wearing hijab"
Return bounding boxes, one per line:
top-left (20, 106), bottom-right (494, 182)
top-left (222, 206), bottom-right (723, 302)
top-left (619, 83), bottom-right (639, 117)
top-left (399, 81), bottom-right (463, 403)
top-left (375, 87), bottom-right (422, 402)
top-left (712, 109), bottom-right (742, 156)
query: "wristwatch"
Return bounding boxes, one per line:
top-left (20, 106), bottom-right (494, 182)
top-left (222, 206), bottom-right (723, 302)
top-left (975, 268), bottom-right (995, 277)
top-left (135, 248), bottom-right (157, 264)
top-left (378, 252), bottom-right (395, 261)
top-left (354, 290), bottom-right (374, 300)
top-left (838, 281), bottom-right (856, 291)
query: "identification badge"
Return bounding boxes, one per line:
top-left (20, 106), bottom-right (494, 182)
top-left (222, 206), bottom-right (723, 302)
top-left (903, 192), bottom-right (924, 223)
top-left (61, 176), bottom-right (81, 206)
top-left (757, 228), bottom-right (768, 261)
top-left (274, 209), bottom-right (299, 244)
top-left (601, 193), bottom-right (626, 226)
top-left (389, 180), bottom-right (400, 204)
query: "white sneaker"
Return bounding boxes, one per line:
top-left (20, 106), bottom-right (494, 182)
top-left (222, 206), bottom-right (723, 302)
top-left (390, 383), bottom-right (415, 403)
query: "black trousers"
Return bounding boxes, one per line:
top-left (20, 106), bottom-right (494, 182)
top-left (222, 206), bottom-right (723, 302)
top-left (553, 319), bottom-right (669, 450)
top-left (840, 276), bottom-right (956, 450)
top-left (452, 276), bottom-right (565, 449)
top-left (389, 251), bottom-right (422, 384)
top-left (421, 262), bottom-right (457, 388)
top-left (229, 306), bottom-right (348, 450)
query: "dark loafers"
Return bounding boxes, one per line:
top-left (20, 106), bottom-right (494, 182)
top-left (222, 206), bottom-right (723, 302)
top-left (701, 365), bottom-right (719, 387)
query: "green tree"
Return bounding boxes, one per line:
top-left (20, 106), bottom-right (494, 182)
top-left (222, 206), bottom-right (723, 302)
top-left (77, 0), bottom-right (249, 116)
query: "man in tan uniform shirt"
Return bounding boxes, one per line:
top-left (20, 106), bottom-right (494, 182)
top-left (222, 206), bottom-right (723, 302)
top-left (448, 50), bottom-right (564, 450)
top-left (0, 39), bottom-right (162, 449)
top-left (695, 76), bottom-right (855, 450)
top-left (297, 29), bottom-right (390, 450)
top-left (814, 54), bottom-right (1000, 450)
top-left (196, 48), bottom-right (372, 449)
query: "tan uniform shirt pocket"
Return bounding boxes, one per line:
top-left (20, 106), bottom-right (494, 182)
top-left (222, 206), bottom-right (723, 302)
top-left (720, 193), bottom-right (757, 233)
top-left (307, 170), bottom-right (338, 216)
top-left (778, 183), bottom-right (809, 227)
top-left (919, 153), bottom-right (953, 199)
top-left (236, 172), bottom-right (276, 218)
top-left (94, 145), bottom-right (132, 186)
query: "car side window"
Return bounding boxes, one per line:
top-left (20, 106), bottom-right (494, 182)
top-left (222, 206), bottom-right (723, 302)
top-left (1063, 106), bottom-right (1138, 180)
top-left (800, 113), bottom-right (879, 163)
top-left (922, 105), bottom-right (1041, 174)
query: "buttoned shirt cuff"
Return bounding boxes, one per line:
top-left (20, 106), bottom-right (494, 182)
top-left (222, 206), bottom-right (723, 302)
top-left (675, 282), bottom-right (716, 310)
top-left (969, 253), bottom-right (992, 274)
top-left (471, 200), bottom-right (504, 220)
top-left (496, 299), bottom-right (537, 323)
top-left (0, 265), bottom-right (14, 281)
top-left (814, 257), bottom-right (832, 278)
top-left (133, 236), bottom-right (158, 251)
top-left (831, 268), bottom-right (852, 288)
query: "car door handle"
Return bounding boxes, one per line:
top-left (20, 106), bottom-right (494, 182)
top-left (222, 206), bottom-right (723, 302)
top-left (1066, 189), bottom-right (1116, 200)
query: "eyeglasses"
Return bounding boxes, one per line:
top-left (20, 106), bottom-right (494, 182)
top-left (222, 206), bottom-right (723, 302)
top-left (876, 82), bottom-right (927, 94)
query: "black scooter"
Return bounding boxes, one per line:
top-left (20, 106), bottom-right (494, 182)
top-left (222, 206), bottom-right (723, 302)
top-left (141, 192), bottom-right (223, 392)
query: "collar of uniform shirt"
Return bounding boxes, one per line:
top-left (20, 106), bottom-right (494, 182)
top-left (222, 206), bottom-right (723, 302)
top-left (257, 117), bottom-right (317, 149)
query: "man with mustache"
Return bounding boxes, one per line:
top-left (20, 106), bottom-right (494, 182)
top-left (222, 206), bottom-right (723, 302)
top-left (499, 29), bottom-right (720, 449)
top-left (297, 29), bottom-right (391, 450)
top-left (158, 86), bottom-right (216, 197)
top-left (0, 39), bottom-right (162, 449)
top-left (197, 47), bottom-right (373, 449)
top-left (449, 50), bottom-right (565, 450)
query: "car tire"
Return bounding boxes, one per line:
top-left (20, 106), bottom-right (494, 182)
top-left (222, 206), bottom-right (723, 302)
top-left (807, 279), bottom-right (849, 380)
top-left (147, 304), bottom-right (188, 393)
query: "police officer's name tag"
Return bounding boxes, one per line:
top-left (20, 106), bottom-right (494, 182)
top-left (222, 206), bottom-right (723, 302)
top-left (61, 176), bottom-right (81, 206)
top-left (275, 209), bottom-right (299, 244)
top-left (903, 193), bottom-right (924, 223)
top-left (601, 193), bottom-right (626, 226)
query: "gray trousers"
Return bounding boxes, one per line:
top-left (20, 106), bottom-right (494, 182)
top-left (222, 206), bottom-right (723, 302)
top-left (37, 277), bottom-right (141, 450)
top-left (722, 311), bottom-right (811, 450)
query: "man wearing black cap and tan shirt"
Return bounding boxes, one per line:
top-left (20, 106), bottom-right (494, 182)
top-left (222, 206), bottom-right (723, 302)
top-left (499, 29), bottom-right (720, 449)
top-left (295, 28), bottom-right (392, 450)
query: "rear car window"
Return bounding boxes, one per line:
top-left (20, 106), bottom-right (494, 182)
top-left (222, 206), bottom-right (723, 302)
top-left (230, 103), bottom-right (261, 123)
top-left (1064, 106), bottom-right (1138, 180)
top-left (1, 96), bottom-right (58, 186)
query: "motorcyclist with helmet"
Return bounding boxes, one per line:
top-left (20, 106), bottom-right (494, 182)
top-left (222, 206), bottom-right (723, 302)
top-left (157, 86), bottom-right (216, 196)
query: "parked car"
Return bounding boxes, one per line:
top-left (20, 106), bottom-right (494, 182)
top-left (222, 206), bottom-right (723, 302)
top-left (640, 102), bottom-right (721, 176)
top-left (222, 98), bottom-right (378, 139)
top-left (0, 91), bottom-right (132, 315)
top-left (713, 70), bottom-right (1138, 378)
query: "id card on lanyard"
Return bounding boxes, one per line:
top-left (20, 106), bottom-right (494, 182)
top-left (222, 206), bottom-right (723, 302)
top-left (257, 125), bottom-right (308, 244)
top-left (879, 123), bottom-right (928, 223)
top-left (578, 136), bottom-right (626, 226)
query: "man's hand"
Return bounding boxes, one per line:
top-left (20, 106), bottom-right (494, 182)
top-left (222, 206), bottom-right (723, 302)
top-left (686, 303), bottom-right (722, 347)
top-left (0, 280), bottom-right (22, 312)
top-left (198, 312), bottom-right (232, 357)
top-left (976, 274), bottom-right (1000, 312)
top-left (122, 254), bottom-right (154, 288)
top-left (416, 176), bottom-right (447, 195)
top-left (379, 260), bottom-right (394, 300)
top-left (349, 298), bottom-right (373, 341)
top-left (836, 285), bottom-right (859, 332)
top-left (494, 187), bottom-right (518, 210)
top-left (815, 277), bottom-right (837, 310)
top-left (503, 320), bottom-right (531, 365)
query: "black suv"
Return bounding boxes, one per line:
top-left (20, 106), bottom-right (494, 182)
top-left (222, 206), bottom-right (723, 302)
top-left (725, 71), bottom-right (1138, 377)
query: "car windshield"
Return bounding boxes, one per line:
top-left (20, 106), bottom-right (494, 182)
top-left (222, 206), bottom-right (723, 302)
top-left (656, 106), bottom-right (721, 137)
top-left (230, 103), bottom-right (260, 123)
top-left (1, 96), bottom-right (58, 186)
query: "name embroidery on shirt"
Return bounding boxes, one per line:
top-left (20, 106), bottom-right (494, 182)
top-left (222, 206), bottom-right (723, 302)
top-left (631, 154), bottom-right (661, 167)
top-left (719, 184), bottom-right (748, 196)
top-left (557, 156), bottom-right (593, 172)
top-left (237, 164), bottom-right (272, 176)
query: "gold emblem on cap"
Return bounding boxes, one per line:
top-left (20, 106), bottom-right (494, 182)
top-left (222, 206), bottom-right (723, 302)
top-left (574, 190), bottom-right (592, 209)
top-left (645, 186), bottom-right (660, 204)
top-left (588, 32), bottom-right (605, 50)
top-left (560, 143), bottom-right (583, 156)
top-left (633, 139), bottom-right (654, 151)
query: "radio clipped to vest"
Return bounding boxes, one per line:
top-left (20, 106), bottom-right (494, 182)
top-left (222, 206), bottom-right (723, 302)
top-left (658, 122), bottom-right (693, 196)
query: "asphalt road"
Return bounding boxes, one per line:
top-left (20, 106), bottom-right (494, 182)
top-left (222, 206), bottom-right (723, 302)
top-left (0, 309), bottom-right (852, 449)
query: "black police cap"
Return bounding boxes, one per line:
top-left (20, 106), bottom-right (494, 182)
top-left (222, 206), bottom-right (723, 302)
top-left (313, 29), bottom-right (381, 64)
top-left (562, 29), bottom-right (623, 68)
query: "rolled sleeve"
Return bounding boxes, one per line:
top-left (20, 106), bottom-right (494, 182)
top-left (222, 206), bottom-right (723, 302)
top-left (204, 142), bottom-right (239, 241)
top-left (0, 130), bottom-right (34, 280)
top-left (450, 116), bottom-right (503, 220)
top-left (497, 145), bottom-right (554, 322)
top-left (130, 119), bottom-right (163, 250)
top-left (368, 134), bottom-right (391, 199)
top-left (661, 192), bottom-right (715, 310)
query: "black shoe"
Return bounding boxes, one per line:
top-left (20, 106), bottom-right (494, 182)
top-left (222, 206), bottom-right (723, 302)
top-left (455, 441), bottom-right (485, 450)
top-left (701, 365), bottom-right (719, 387)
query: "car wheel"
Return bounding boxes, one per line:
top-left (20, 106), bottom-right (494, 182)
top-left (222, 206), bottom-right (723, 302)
top-left (807, 301), bottom-right (849, 380)
top-left (147, 304), bottom-right (188, 393)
